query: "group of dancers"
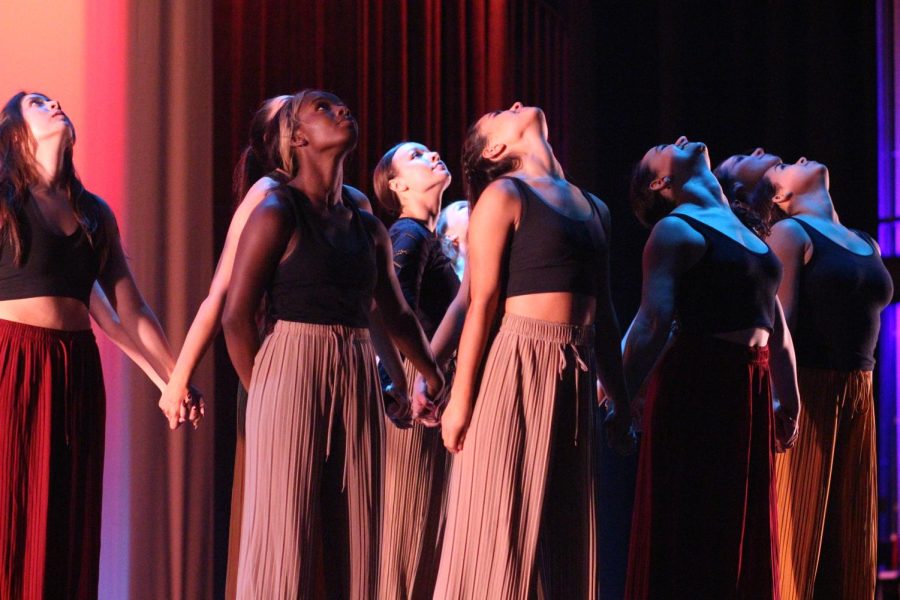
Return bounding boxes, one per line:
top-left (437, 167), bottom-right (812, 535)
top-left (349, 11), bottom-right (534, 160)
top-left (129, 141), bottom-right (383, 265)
top-left (0, 87), bottom-right (891, 599)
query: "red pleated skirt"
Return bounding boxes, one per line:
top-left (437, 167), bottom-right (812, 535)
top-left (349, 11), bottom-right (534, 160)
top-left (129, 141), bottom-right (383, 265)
top-left (0, 319), bottom-right (106, 599)
top-left (626, 333), bottom-right (779, 600)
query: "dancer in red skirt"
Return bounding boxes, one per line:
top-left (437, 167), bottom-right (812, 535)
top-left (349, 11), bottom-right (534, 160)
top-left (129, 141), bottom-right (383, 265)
top-left (623, 136), bottom-right (801, 599)
top-left (0, 91), bottom-right (199, 598)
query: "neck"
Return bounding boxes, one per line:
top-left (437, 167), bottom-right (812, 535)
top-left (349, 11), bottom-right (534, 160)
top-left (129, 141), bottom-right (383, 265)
top-left (290, 153), bottom-right (345, 208)
top-left (678, 168), bottom-right (727, 209)
top-left (398, 190), bottom-right (442, 231)
top-left (785, 187), bottom-right (837, 222)
top-left (33, 136), bottom-right (66, 188)
top-left (512, 136), bottom-right (563, 181)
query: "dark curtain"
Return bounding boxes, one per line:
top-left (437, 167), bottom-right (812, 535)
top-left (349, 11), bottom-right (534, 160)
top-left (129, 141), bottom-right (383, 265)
top-left (211, 2), bottom-right (568, 595)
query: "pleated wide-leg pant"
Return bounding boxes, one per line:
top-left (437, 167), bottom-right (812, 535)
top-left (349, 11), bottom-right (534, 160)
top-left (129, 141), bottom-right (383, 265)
top-left (236, 320), bottom-right (384, 600)
top-left (0, 319), bottom-right (105, 600)
top-left (775, 368), bottom-right (876, 600)
top-left (626, 333), bottom-right (778, 600)
top-left (433, 314), bottom-right (598, 600)
top-left (379, 358), bottom-right (452, 599)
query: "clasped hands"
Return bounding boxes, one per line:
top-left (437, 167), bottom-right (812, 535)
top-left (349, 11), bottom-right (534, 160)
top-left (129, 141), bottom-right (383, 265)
top-left (158, 383), bottom-right (205, 430)
top-left (383, 373), bottom-right (445, 430)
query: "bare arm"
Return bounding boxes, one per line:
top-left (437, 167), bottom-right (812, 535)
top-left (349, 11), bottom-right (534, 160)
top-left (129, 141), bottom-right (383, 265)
top-left (222, 195), bottom-right (293, 389)
top-left (767, 219), bottom-right (810, 330)
top-left (768, 298), bottom-right (801, 449)
top-left (622, 218), bottom-right (705, 400)
top-left (429, 266), bottom-right (470, 367)
top-left (590, 196), bottom-right (632, 452)
top-left (89, 281), bottom-right (166, 391)
top-left (159, 178), bottom-right (277, 419)
top-left (440, 180), bottom-right (519, 453)
top-left (95, 200), bottom-right (183, 411)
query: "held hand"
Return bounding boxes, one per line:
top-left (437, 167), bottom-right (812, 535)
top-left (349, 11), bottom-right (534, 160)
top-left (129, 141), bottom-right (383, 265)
top-left (158, 383), bottom-right (189, 430)
top-left (383, 383), bottom-right (414, 429)
top-left (440, 397), bottom-right (472, 454)
top-left (186, 385), bottom-right (205, 430)
top-left (773, 401), bottom-right (799, 452)
top-left (412, 374), bottom-right (443, 428)
top-left (603, 401), bottom-right (637, 457)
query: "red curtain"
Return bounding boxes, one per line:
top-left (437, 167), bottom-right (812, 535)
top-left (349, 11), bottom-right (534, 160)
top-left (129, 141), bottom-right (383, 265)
top-left (211, 1), bottom-right (569, 595)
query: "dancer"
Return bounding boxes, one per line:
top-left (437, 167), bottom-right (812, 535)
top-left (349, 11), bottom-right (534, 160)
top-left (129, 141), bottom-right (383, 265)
top-left (0, 91), bottom-right (195, 598)
top-left (432, 101), bottom-right (631, 599)
top-left (436, 199), bottom-right (469, 280)
top-left (624, 136), bottom-right (800, 599)
top-left (224, 90), bottom-right (443, 599)
top-left (372, 141), bottom-right (460, 598)
top-left (714, 147), bottom-right (784, 236)
top-left (755, 157), bottom-right (891, 599)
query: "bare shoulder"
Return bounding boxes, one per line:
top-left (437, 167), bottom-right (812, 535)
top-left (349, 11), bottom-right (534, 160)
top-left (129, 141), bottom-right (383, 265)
top-left (582, 189), bottom-right (611, 229)
top-left (471, 178), bottom-right (522, 220)
top-left (343, 184), bottom-right (373, 213)
top-left (768, 218), bottom-right (810, 248)
top-left (357, 208), bottom-right (389, 240)
top-left (647, 214), bottom-right (705, 250)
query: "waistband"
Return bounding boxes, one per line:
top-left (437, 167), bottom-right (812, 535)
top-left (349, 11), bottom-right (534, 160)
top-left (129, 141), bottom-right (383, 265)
top-left (673, 331), bottom-right (769, 364)
top-left (0, 317), bottom-right (95, 343)
top-left (499, 313), bottom-right (595, 346)
top-left (272, 319), bottom-right (370, 341)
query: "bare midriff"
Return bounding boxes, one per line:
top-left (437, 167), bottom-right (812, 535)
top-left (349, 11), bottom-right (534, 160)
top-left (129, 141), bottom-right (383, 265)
top-left (712, 327), bottom-right (770, 347)
top-left (505, 292), bottom-right (597, 326)
top-left (0, 296), bottom-right (91, 330)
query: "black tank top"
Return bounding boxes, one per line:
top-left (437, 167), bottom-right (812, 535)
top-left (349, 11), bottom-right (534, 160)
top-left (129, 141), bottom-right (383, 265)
top-left (267, 185), bottom-right (377, 328)
top-left (503, 177), bottom-right (607, 298)
top-left (790, 218), bottom-right (893, 371)
top-left (668, 213), bottom-right (782, 334)
top-left (0, 194), bottom-right (101, 306)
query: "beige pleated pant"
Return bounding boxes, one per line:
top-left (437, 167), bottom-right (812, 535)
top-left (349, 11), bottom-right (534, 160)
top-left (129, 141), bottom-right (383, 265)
top-left (379, 359), bottom-right (452, 599)
top-left (236, 321), bottom-right (384, 600)
top-left (775, 368), bottom-right (876, 600)
top-left (433, 314), bottom-right (598, 600)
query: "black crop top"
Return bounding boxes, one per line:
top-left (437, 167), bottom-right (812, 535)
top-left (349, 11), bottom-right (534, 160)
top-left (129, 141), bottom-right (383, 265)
top-left (503, 177), bottom-right (607, 298)
top-left (267, 186), bottom-right (377, 328)
top-left (390, 218), bottom-right (460, 338)
top-left (0, 193), bottom-right (101, 306)
top-left (668, 213), bottom-right (783, 334)
top-left (790, 218), bottom-right (893, 371)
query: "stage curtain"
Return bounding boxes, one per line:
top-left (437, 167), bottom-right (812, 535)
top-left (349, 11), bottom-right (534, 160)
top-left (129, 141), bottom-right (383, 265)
top-left (211, 1), bottom-right (569, 596)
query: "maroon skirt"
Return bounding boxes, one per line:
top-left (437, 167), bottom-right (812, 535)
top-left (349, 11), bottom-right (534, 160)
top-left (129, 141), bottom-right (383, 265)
top-left (0, 319), bottom-right (106, 599)
top-left (626, 333), bottom-right (779, 600)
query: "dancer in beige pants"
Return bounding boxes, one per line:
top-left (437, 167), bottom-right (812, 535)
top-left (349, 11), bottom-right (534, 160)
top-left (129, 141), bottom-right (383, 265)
top-left (223, 90), bottom-right (442, 599)
top-left (372, 141), bottom-right (461, 598)
top-left (433, 102), bottom-right (633, 599)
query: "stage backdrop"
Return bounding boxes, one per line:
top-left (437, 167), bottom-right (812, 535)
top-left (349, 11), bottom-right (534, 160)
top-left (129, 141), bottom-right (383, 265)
top-left (211, 1), bottom-right (569, 595)
top-left (0, 1), bottom-right (214, 599)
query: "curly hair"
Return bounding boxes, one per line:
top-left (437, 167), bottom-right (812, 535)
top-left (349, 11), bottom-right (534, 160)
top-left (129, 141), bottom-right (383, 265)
top-left (713, 160), bottom-right (769, 238)
top-left (747, 176), bottom-right (789, 234)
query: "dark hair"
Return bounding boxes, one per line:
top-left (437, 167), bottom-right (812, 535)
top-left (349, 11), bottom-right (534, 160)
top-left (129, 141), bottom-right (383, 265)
top-left (748, 177), bottom-right (789, 235)
top-left (232, 95), bottom-right (290, 210)
top-left (372, 142), bottom-right (406, 217)
top-left (460, 120), bottom-right (519, 207)
top-left (713, 159), bottom-right (769, 237)
top-left (0, 91), bottom-right (106, 266)
top-left (629, 161), bottom-right (676, 228)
